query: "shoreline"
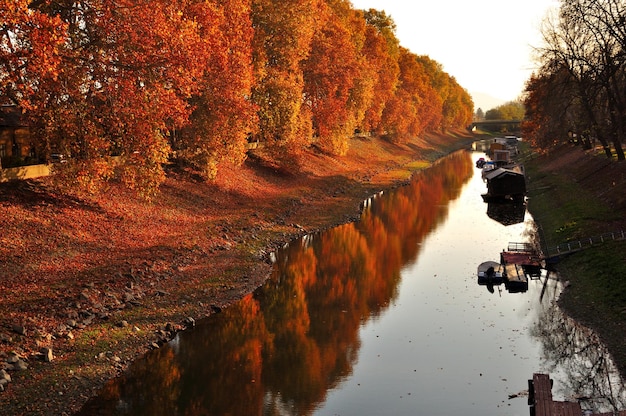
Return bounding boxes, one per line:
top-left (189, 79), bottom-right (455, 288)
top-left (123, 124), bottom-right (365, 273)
top-left (0, 132), bottom-right (476, 415)
top-left (522, 143), bottom-right (626, 380)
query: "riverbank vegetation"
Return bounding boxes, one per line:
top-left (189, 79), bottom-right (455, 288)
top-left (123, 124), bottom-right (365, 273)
top-left (1, 0), bottom-right (472, 197)
top-left (523, 0), bottom-right (626, 160)
top-left (522, 142), bottom-right (626, 378)
top-left (520, 0), bottom-right (626, 377)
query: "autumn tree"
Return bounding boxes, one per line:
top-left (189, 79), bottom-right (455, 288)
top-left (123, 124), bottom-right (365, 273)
top-left (380, 47), bottom-right (439, 142)
top-left (360, 9), bottom-right (400, 135)
top-left (2, 0), bottom-right (476, 193)
top-left (415, 55), bottom-right (473, 132)
top-left (0, 0), bottom-right (68, 169)
top-left (179, 0), bottom-right (258, 180)
top-left (441, 77), bottom-right (474, 130)
top-left (529, 0), bottom-right (626, 159)
top-left (3, 0), bottom-right (216, 196)
top-left (251, 0), bottom-right (321, 168)
top-left (0, 0), bottom-right (67, 108)
top-left (302, 0), bottom-right (362, 155)
top-left (523, 65), bottom-right (576, 150)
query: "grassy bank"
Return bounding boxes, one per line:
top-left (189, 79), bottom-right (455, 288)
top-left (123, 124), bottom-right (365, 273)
top-left (522, 143), bottom-right (626, 377)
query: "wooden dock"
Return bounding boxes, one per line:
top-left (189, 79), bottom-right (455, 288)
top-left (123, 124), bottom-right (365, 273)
top-left (504, 262), bottom-right (528, 292)
top-left (529, 373), bottom-right (626, 416)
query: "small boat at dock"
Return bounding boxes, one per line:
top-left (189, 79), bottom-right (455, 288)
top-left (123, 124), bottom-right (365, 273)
top-left (477, 243), bottom-right (543, 294)
top-left (477, 261), bottom-right (504, 285)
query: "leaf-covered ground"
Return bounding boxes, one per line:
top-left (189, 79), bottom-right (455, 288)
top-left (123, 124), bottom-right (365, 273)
top-left (0, 132), bottom-right (474, 415)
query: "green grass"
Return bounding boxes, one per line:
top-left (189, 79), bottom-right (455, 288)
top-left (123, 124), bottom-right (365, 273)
top-left (524, 153), bottom-right (612, 246)
top-left (560, 243), bottom-right (626, 306)
top-left (523, 144), bottom-right (626, 376)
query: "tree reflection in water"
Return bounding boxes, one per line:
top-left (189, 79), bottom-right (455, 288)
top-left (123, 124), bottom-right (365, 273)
top-left (531, 289), bottom-right (626, 413)
top-left (76, 151), bottom-right (475, 416)
top-left (76, 149), bottom-right (626, 416)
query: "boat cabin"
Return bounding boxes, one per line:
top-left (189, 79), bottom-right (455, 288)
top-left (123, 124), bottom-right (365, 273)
top-left (483, 166), bottom-right (526, 200)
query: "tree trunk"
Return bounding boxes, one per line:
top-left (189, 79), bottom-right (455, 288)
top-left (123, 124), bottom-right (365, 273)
top-left (613, 136), bottom-right (625, 160)
top-left (594, 132), bottom-right (613, 158)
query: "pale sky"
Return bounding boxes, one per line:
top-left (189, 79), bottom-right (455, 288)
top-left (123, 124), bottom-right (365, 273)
top-left (350, 0), bottom-right (560, 110)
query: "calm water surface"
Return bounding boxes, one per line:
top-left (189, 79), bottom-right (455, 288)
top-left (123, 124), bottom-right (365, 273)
top-left (78, 149), bottom-right (626, 415)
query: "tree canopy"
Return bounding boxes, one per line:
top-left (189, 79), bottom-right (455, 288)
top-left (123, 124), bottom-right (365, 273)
top-left (485, 101), bottom-right (525, 121)
top-left (1, 0), bottom-right (474, 195)
top-left (523, 0), bottom-right (626, 160)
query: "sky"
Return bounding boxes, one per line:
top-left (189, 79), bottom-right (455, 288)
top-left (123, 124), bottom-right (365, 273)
top-left (349, 0), bottom-right (560, 111)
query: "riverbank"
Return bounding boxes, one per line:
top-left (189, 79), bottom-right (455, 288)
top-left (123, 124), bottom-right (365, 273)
top-left (523, 143), bottom-right (626, 378)
top-left (0, 131), bottom-right (475, 416)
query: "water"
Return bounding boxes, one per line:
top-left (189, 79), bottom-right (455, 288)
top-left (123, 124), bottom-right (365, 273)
top-left (77, 150), bottom-right (626, 415)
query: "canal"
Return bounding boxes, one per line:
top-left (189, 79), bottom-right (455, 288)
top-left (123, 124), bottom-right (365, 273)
top-left (77, 149), bottom-right (626, 415)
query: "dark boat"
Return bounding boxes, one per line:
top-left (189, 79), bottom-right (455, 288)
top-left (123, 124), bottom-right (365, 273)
top-left (477, 261), bottom-right (504, 285)
top-left (482, 165), bottom-right (526, 202)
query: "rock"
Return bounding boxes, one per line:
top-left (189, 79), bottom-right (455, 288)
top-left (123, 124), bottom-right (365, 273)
top-left (7, 352), bottom-right (20, 364)
top-left (34, 329), bottom-right (52, 342)
top-left (14, 359), bottom-right (28, 371)
top-left (0, 369), bottom-right (11, 383)
top-left (183, 317), bottom-right (196, 328)
top-left (41, 348), bottom-right (54, 362)
top-left (12, 325), bottom-right (26, 336)
top-left (0, 333), bottom-right (12, 343)
top-left (116, 320), bottom-right (129, 328)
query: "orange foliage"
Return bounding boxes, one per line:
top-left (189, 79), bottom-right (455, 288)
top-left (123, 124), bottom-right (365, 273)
top-left (1, 0), bottom-right (474, 194)
top-left (182, 0), bottom-right (258, 179)
top-left (251, 0), bottom-right (321, 149)
top-left (360, 10), bottom-right (401, 134)
top-left (303, 0), bottom-right (362, 155)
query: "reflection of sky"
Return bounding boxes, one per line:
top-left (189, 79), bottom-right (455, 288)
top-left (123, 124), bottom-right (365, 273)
top-left (316, 151), bottom-right (581, 416)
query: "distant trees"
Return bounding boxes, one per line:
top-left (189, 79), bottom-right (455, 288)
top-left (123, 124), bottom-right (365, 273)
top-left (0, 0), bottom-right (474, 195)
top-left (523, 0), bottom-right (626, 159)
top-left (485, 101), bottom-right (525, 121)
